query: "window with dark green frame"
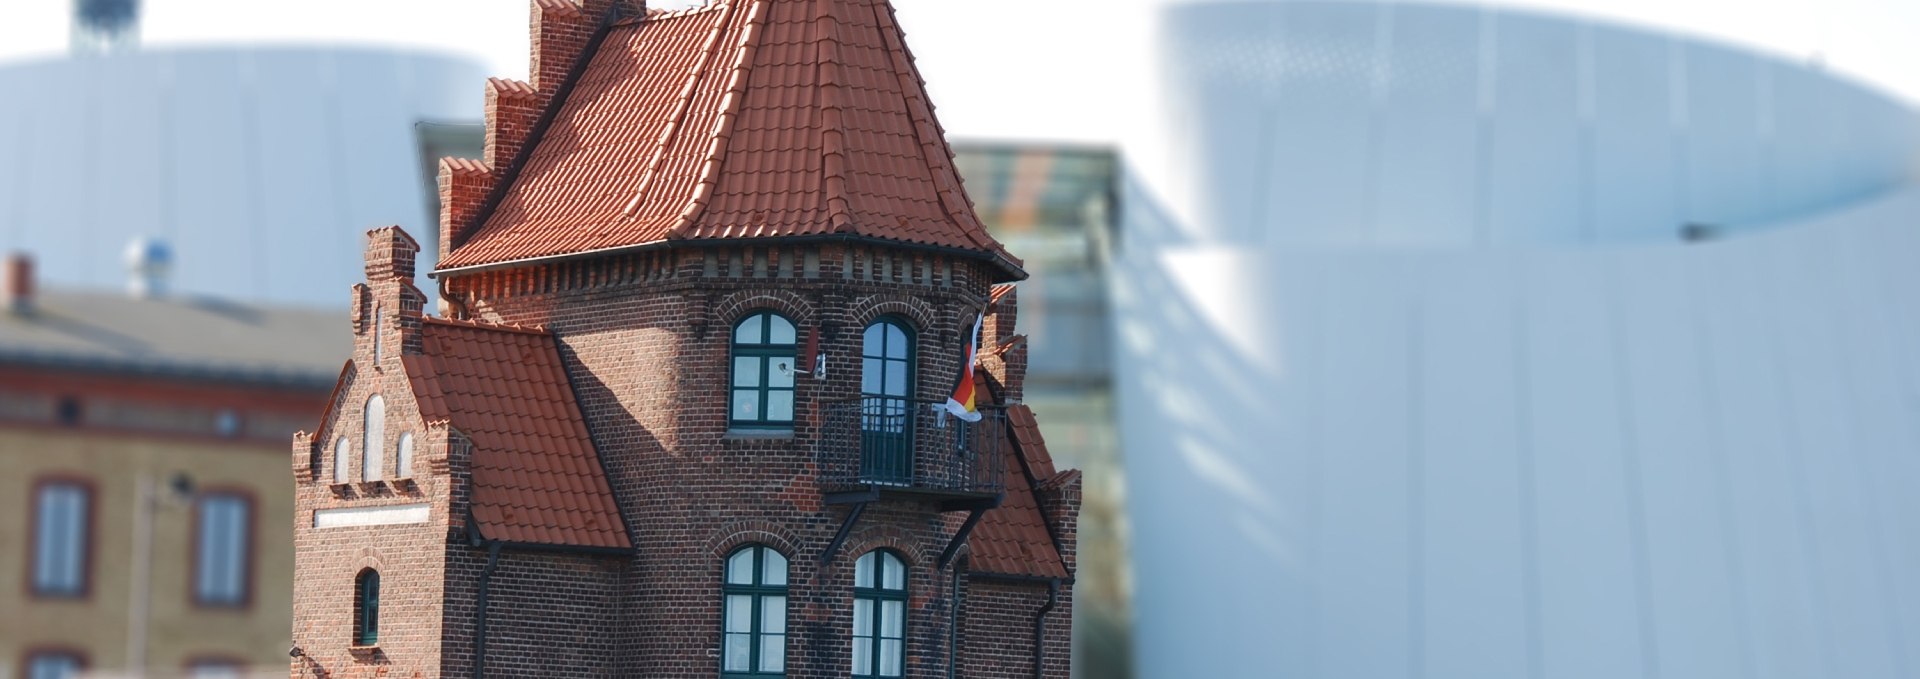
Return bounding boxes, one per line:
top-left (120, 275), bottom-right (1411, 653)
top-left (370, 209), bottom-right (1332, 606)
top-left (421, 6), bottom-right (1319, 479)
top-left (723, 544), bottom-right (788, 677)
top-left (859, 319), bottom-right (915, 484)
top-left (354, 569), bottom-right (379, 647)
top-left (851, 550), bottom-right (907, 678)
top-left (731, 311), bottom-right (798, 428)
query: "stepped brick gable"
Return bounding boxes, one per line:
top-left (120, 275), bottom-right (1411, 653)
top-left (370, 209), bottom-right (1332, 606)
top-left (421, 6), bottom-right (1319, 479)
top-left (290, 1), bottom-right (1078, 678)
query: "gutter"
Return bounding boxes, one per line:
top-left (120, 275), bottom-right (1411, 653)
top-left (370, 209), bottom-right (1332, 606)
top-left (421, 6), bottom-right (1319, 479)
top-left (430, 233), bottom-right (1029, 282)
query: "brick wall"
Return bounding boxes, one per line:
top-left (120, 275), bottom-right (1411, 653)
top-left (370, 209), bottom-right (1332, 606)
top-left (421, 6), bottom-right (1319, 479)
top-left (959, 578), bottom-right (1074, 679)
top-left (434, 241), bottom-right (1070, 677)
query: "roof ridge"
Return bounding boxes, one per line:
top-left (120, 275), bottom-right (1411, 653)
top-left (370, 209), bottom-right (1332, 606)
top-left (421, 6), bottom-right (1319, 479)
top-left (817, 0), bottom-right (853, 232)
top-left (667, 0), bottom-right (773, 239)
top-left (422, 315), bottom-right (553, 336)
top-left (625, 0), bottom-right (739, 219)
top-left (868, 0), bottom-right (996, 251)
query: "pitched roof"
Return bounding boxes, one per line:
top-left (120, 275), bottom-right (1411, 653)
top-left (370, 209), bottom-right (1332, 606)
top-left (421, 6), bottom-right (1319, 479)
top-left (438, 0), bottom-right (1021, 278)
top-left (403, 317), bottom-right (631, 550)
top-left (969, 404), bottom-right (1069, 579)
top-left (0, 289), bottom-right (346, 389)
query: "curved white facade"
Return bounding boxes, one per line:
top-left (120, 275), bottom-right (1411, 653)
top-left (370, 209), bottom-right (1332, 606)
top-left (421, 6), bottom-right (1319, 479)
top-left (1118, 2), bottom-right (1920, 678)
top-left (0, 47), bottom-right (486, 304)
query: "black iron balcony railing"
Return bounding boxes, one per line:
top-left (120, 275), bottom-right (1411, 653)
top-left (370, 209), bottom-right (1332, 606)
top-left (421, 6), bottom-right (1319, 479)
top-left (818, 396), bottom-right (1005, 497)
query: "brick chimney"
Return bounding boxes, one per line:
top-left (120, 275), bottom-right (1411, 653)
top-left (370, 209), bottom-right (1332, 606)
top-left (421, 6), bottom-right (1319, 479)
top-left (4, 252), bottom-right (33, 315)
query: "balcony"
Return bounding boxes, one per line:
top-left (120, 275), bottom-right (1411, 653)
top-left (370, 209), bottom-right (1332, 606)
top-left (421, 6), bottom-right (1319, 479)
top-left (817, 396), bottom-right (1006, 508)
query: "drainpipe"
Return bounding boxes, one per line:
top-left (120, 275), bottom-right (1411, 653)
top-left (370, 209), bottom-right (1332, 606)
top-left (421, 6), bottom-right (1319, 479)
top-left (1033, 578), bottom-right (1059, 679)
top-left (473, 541), bottom-right (504, 679)
top-left (948, 565), bottom-right (961, 679)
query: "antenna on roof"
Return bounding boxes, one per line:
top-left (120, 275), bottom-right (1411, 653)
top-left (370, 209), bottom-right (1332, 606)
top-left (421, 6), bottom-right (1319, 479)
top-left (71, 0), bottom-right (141, 55)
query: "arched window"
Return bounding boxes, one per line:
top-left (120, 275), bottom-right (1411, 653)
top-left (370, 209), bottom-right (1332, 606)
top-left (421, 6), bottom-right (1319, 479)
top-left (395, 431), bottom-right (414, 479)
top-left (859, 319), bottom-right (915, 482)
top-left (723, 544), bottom-right (788, 677)
top-left (362, 394), bottom-right (385, 482)
top-left (353, 569), bottom-right (380, 647)
top-left (852, 550), bottom-right (907, 677)
top-left (730, 311), bottom-right (798, 428)
top-left (332, 436), bottom-right (350, 484)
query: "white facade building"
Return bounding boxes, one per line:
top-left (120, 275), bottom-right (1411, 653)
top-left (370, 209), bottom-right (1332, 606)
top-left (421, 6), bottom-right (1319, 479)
top-left (1117, 2), bottom-right (1920, 678)
top-left (0, 47), bottom-right (485, 304)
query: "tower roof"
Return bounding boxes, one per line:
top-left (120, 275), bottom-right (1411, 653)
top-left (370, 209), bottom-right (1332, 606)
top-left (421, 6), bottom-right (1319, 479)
top-left (437, 0), bottom-right (1022, 279)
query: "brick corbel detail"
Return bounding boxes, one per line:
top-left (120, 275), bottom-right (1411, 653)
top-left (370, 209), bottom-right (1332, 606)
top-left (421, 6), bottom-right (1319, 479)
top-left (531, 0), bottom-right (596, 94)
top-left (439, 158), bottom-right (495, 258)
top-left (291, 431), bottom-right (316, 483)
top-left (485, 78), bottom-right (543, 171)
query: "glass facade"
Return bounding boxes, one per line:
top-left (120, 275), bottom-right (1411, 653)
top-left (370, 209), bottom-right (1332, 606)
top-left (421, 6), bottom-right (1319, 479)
top-left (952, 143), bottom-right (1129, 679)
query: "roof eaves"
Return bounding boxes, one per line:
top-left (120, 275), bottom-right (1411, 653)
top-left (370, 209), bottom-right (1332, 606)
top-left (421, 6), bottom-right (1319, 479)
top-left (0, 350), bottom-right (341, 392)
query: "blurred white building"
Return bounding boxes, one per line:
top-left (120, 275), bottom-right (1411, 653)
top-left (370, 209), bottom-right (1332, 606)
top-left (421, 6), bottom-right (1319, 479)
top-left (1117, 2), bottom-right (1920, 678)
top-left (0, 46), bottom-right (484, 304)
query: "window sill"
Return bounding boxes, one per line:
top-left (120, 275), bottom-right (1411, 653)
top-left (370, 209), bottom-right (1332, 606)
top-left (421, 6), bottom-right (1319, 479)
top-left (724, 428), bottom-right (795, 440)
top-left (27, 590), bottom-right (88, 602)
top-left (348, 644), bottom-right (382, 659)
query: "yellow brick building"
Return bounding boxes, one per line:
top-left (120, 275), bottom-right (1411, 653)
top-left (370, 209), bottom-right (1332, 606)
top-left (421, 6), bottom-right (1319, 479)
top-left (0, 259), bottom-right (344, 679)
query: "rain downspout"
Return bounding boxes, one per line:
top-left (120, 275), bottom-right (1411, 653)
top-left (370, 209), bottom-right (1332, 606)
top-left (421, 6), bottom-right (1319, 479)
top-left (1033, 578), bottom-right (1059, 679)
top-left (473, 540), bottom-right (504, 679)
top-left (948, 565), bottom-right (961, 679)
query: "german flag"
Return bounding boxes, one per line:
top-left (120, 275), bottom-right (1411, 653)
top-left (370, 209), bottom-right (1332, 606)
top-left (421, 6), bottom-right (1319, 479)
top-left (944, 313), bottom-right (984, 422)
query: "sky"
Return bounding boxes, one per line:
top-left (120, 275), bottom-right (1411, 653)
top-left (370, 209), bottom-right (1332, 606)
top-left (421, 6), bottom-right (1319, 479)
top-left (0, 0), bottom-right (1916, 143)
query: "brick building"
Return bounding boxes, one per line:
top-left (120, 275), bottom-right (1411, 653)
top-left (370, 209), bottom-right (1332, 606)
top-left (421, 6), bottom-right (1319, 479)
top-left (287, 1), bottom-right (1080, 677)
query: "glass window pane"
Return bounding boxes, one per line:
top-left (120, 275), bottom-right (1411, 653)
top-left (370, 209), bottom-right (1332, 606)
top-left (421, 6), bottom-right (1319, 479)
top-left (887, 325), bottom-right (908, 359)
top-left (761, 595), bottom-right (786, 634)
top-left (762, 550), bottom-right (787, 586)
top-left (862, 358), bottom-right (883, 395)
top-left (852, 637), bottom-right (873, 676)
top-left (853, 598), bottom-right (873, 636)
top-left (855, 552), bottom-right (875, 589)
top-left (769, 357), bottom-right (796, 388)
top-left (768, 315), bottom-right (796, 344)
top-left (882, 600), bottom-right (905, 638)
top-left (733, 357), bottom-right (762, 388)
top-left (759, 633), bottom-right (786, 672)
top-left (863, 323), bottom-right (885, 358)
top-left (767, 391), bottom-right (794, 422)
top-left (724, 632), bottom-right (752, 672)
top-left (736, 314), bottom-right (763, 344)
top-left (727, 549), bottom-right (755, 585)
top-left (880, 639), bottom-right (904, 676)
top-left (725, 595), bottom-right (754, 633)
top-left (883, 361), bottom-right (907, 397)
top-left (882, 553), bottom-right (905, 590)
top-left (28, 655), bottom-right (80, 679)
top-left (732, 390), bottom-right (760, 421)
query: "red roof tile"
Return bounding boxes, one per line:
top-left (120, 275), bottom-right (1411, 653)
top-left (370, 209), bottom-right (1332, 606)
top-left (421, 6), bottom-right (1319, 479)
top-left (404, 317), bottom-right (631, 550)
top-left (439, 0), bottom-right (1021, 278)
top-left (969, 404), bottom-right (1069, 579)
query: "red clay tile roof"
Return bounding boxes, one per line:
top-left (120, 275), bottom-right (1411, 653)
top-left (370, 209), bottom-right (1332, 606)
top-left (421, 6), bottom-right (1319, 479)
top-left (438, 0), bottom-right (1021, 278)
top-left (403, 317), bottom-right (631, 550)
top-left (969, 404), bottom-right (1069, 579)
